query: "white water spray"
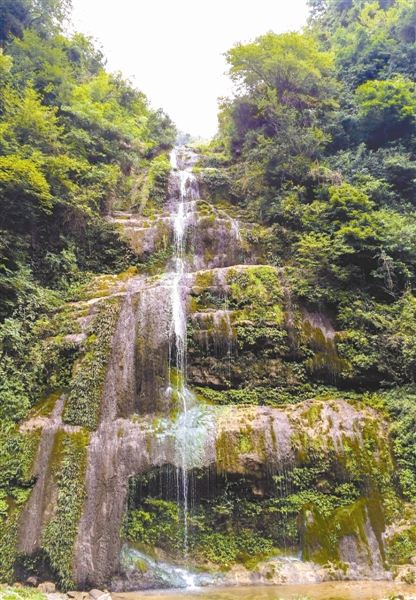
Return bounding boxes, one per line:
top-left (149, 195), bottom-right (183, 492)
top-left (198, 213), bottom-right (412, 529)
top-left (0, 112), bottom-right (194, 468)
top-left (169, 147), bottom-right (199, 562)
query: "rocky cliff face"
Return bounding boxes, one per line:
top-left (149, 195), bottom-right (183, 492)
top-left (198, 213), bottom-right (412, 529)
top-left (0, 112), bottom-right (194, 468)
top-left (14, 148), bottom-right (405, 590)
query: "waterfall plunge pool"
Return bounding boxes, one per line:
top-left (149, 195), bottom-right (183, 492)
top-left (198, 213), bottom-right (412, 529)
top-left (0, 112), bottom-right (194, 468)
top-left (113, 580), bottom-right (416, 600)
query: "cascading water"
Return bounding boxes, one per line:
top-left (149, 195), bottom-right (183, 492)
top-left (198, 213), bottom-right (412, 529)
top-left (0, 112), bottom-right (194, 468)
top-left (168, 146), bottom-right (199, 563)
top-left (15, 138), bottom-right (393, 591)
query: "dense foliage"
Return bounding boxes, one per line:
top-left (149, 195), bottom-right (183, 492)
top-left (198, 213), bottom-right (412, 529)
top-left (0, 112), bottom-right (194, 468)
top-left (0, 0), bottom-right (175, 322)
top-left (0, 0), bottom-right (175, 584)
top-left (0, 0), bottom-right (176, 434)
top-left (204, 0), bottom-right (416, 392)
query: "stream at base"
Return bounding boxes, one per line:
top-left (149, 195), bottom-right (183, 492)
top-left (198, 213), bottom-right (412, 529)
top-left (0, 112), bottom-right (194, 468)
top-left (113, 581), bottom-right (416, 600)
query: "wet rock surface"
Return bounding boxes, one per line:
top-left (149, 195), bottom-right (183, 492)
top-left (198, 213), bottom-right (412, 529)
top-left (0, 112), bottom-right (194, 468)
top-left (14, 147), bottom-right (400, 591)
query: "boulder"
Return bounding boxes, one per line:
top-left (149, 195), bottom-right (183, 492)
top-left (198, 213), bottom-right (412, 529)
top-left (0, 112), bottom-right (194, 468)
top-left (394, 565), bottom-right (416, 584)
top-left (38, 582), bottom-right (56, 593)
top-left (89, 590), bottom-right (110, 600)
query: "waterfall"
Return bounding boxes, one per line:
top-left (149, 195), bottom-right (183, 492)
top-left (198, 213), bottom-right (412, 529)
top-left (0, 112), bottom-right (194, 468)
top-left (169, 146), bottom-right (199, 562)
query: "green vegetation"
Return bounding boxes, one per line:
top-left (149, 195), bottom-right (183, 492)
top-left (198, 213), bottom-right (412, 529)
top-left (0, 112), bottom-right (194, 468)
top-left (0, 431), bottom-right (40, 582)
top-left (123, 471), bottom-right (279, 566)
top-left (4, 0), bottom-right (416, 587)
top-left (0, 0), bottom-right (175, 322)
top-left (146, 154), bottom-right (172, 208)
top-left (64, 297), bottom-right (122, 430)
top-left (364, 387), bottom-right (416, 503)
top-left (0, 283), bottom-right (85, 582)
top-left (187, 264), bottom-right (353, 401)
top-left (197, 0), bottom-right (416, 456)
top-left (203, 0), bottom-right (416, 390)
top-left (43, 430), bottom-right (89, 590)
top-left (195, 386), bottom-right (305, 406)
top-left (0, 588), bottom-right (47, 600)
top-left (227, 266), bottom-right (285, 324)
top-left (0, 0), bottom-right (175, 586)
top-left (387, 521), bottom-right (416, 565)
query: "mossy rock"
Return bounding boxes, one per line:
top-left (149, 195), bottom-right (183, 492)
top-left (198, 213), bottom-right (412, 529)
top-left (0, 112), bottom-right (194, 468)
top-left (302, 496), bottom-right (386, 570)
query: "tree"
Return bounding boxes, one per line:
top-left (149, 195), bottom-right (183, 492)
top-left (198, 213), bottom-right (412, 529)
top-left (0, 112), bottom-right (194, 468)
top-left (216, 31), bottom-right (339, 209)
top-left (331, 0), bottom-right (416, 89)
top-left (225, 31), bottom-right (336, 109)
top-left (0, 0), bottom-right (72, 46)
top-left (355, 75), bottom-right (416, 146)
top-left (0, 0), bottom-right (29, 45)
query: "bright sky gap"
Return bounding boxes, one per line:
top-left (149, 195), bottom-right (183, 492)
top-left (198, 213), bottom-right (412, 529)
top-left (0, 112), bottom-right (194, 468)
top-left (71, 0), bottom-right (310, 138)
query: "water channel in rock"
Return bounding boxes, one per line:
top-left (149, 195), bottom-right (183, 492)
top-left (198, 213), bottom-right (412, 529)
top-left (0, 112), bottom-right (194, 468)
top-left (168, 146), bottom-right (200, 564)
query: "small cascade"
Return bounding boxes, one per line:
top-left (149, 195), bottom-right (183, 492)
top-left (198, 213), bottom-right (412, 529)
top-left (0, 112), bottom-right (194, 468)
top-left (212, 310), bottom-right (234, 384)
top-left (217, 206), bottom-right (242, 243)
top-left (168, 146), bottom-right (200, 562)
top-left (230, 217), bottom-right (242, 242)
top-left (224, 310), bottom-right (233, 385)
top-left (120, 545), bottom-right (222, 589)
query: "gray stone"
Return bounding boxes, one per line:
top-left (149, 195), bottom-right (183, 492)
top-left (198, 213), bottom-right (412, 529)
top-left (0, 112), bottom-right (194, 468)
top-left (88, 590), bottom-right (110, 600)
top-left (38, 582), bottom-right (56, 593)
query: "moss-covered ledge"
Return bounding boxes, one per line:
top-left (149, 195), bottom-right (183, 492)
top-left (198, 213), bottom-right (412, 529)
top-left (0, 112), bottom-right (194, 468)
top-left (64, 297), bottom-right (123, 430)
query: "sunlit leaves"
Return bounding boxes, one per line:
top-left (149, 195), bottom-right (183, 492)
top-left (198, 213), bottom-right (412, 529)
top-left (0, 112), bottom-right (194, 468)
top-left (355, 75), bottom-right (416, 145)
top-left (218, 31), bottom-right (339, 205)
top-left (225, 31), bottom-right (336, 108)
top-left (330, 0), bottom-right (416, 87)
top-left (66, 71), bottom-right (150, 147)
top-left (0, 154), bottom-right (53, 213)
top-left (0, 0), bottom-right (176, 320)
top-left (0, 85), bottom-right (62, 154)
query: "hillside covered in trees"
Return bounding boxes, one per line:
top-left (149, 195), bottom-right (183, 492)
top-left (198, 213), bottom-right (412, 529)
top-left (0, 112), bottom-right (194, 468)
top-left (0, 0), bottom-right (176, 580)
top-left (0, 3), bottom-right (175, 417)
top-left (198, 0), bottom-right (416, 495)
top-left (209, 0), bottom-right (416, 388)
